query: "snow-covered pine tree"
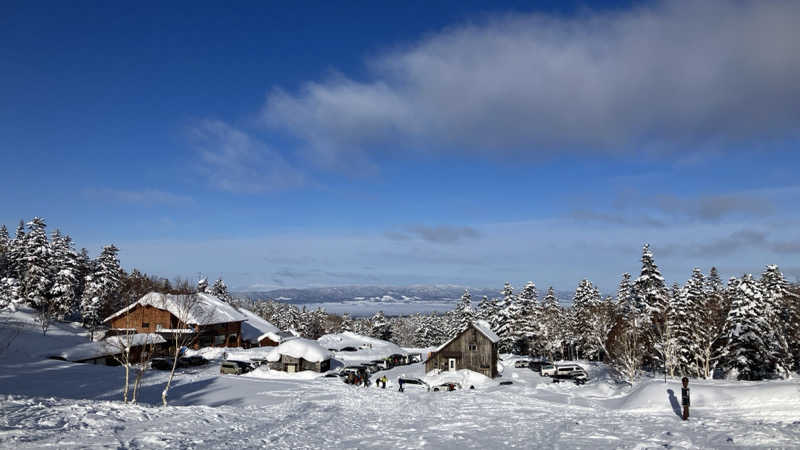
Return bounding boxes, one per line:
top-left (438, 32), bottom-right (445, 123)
top-left (759, 265), bottom-right (794, 377)
top-left (210, 278), bottom-right (232, 302)
top-left (477, 295), bottom-right (491, 321)
top-left (81, 245), bottom-right (123, 340)
top-left (22, 217), bottom-right (53, 309)
top-left (370, 310), bottom-right (391, 341)
top-left (454, 288), bottom-right (475, 334)
top-left (633, 244), bottom-right (670, 371)
top-left (8, 220), bottom-right (27, 279)
top-left (49, 231), bottom-right (80, 320)
top-left (538, 287), bottom-right (563, 360)
top-left (493, 282), bottom-right (517, 353)
top-left (0, 224), bottom-right (9, 278)
top-left (694, 266), bottom-right (727, 378)
top-left (0, 275), bottom-right (23, 310)
top-left (513, 281), bottom-right (538, 355)
top-left (616, 273), bottom-right (634, 317)
top-left (784, 283), bottom-right (800, 371)
top-left (197, 277), bottom-right (208, 293)
top-left (339, 313), bottom-right (353, 332)
top-left (722, 274), bottom-right (771, 380)
top-left (674, 269), bottom-right (704, 377)
top-left (572, 279), bottom-right (601, 359)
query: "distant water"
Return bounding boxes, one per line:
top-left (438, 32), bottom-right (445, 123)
top-left (299, 300), bottom-right (456, 317)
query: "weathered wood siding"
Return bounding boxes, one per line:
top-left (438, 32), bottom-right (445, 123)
top-left (109, 304), bottom-right (242, 349)
top-left (258, 336), bottom-right (280, 347)
top-left (110, 304), bottom-right (175, 333)
top-left (425, 324), bottom-right (498, 378)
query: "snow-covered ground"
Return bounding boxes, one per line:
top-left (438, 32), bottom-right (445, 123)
top-left (2, 310), bottom-right (800, 449)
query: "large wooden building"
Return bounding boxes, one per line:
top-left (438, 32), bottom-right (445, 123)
top-left (425, 320), bottom-right (500, 378)
top-left (103, 292), bottom-right (249, 349)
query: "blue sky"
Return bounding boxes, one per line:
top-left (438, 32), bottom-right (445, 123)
top-left (2, 1), bottom-right (799, 293)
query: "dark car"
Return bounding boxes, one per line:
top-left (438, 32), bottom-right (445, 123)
top-left (514, 360), bottom-right (531, 368)
top-left (340, 346), bottom-right (358, 352)
top-left (529, 360), bottom-right (551, 372)
top-left (324, 372), bottom-right (344, 378)
top-left (151, 357), bottom-right (185, 371)
top-left (179, 355), bottom-right (208, 367)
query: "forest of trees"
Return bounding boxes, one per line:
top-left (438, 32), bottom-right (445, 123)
top-left (2, 216), bottom-right (799, 381)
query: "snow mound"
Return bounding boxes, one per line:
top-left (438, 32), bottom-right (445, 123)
top-left (610, 379), bottom-right (800, 411)
top-left (423, 369), bottom-right (493, 388)
top-left (266, 338), bottom-right (331, 363)
top-left (243, 366), bottom-right (323, 380)
top-left (318, 332), bottom-right (405, 353)
top-left (55, 334), bottom-right (166, 362)
top-left (103, 292), bottom-right (248, 326)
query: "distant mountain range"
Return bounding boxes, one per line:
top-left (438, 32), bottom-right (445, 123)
top-left (235, 285), bottom-right (574, 305)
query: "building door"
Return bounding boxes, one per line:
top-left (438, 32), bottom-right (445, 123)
top-left (448, 358), bottom-right (456, 371)
top-left (287, 364), bottom-right (296, 373)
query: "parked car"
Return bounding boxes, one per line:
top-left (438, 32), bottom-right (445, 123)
top-left (433, 382), bottom-right (461, 392)
top-left (324, 372), bottom-right (344, 378)
top-left (514, 360), bottom-right (531, 368)
top-left (529, 360), bottom-right (551, 372)
top-left (540, 363), bottom-right (556, 377)
top-left (150, 357), bottom-right (173, 371)
top-left (220, 360), bottom-right (253, 375)
top-left (364, 363), bottom-right (380, 374)
top-left (179, 355), bottom-right (207, 367)
top-left (372, 360), bottom-right (390, 370)
top-left (397, 377), bottom-right (429, 392)
top-left (151, 357), bottom-right (188, 371)
top-left (341, 365), bottom-right (366, 376)
top-left (551, 364), bottom-right (588, 384)
top-left (340, 346), bottom-right (358, 352)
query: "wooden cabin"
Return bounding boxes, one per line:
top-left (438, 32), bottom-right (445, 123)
top-left (103, 292), bottom-right (248, 349)
top-left (52, 333), bottom-right (167, 366)
top-left (425, 320), bottom-right (500, 378)
top-left (258, 331), bottom-right (295, 347)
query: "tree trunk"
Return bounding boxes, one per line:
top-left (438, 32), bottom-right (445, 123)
top-left (123, 363), bottom-right (130, 403)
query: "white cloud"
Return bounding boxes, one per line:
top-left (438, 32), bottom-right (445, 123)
top-left (262, 1), bottom-right (800, 169)
top-left (189, 119), bottom-right (306, 193)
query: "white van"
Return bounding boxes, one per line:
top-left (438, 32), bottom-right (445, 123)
top-left (540, 363), bottom-right (556, 377)
top-left (554, 363), bottom-right (588, 379)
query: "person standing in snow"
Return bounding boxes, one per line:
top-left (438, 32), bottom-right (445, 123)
top-left (681, 377), bottom-right (690, 420)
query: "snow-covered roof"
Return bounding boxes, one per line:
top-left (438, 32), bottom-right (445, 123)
top-left (433, 321), bottom-right (500, 353)
top-left (473, 320), bottom-right (500, 343)
top-left (55, 334), bottom-right (166, 362)
top-left (266, 338), bottom-right (332, 363)
top-left (236, 307), bottom-right (281, 342)
top-left (257, 330), bottom-right (295, 344)
top-left (103, 292), bottom-right (248, 326)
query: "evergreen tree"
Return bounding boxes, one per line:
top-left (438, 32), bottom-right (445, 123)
top-left (760, 265), bottom-right (794, 376)
top-left (616, 272), bottom-right (634, 316)
top-left (674, 268), bottom-right (704, 376)
top-left (633, 244), bottom-right (668, 317)
top-left (22, 217), bottom-right (53, 308)
top-left (454, 288), bottom-right (475, 334)
top-left (0, 276), bottom-right (22, 311)
top-left (340, 313), bottom-right (353, 332)
top-left (81, 245), bottom-right (123, 339)
top-left (49, 231), bottom-right (80, 319)
top-left (0, 224), bottom-right (9, 278)
top-left (722, 274), bottom-right (771, 380)
top-left (8, 220), bottom-right (26, 279)
top-left (538, 287), bottom-right (563, 360)
top-left (493, 282), bottom-right (517, 353)
top-left (211, 278), bottom-right (232, 302)
top-left (197, 277), bottom-right (208, 293)
top-left (513, 281), bottom-right (539, 355)
top-left (370, 310), bottom-right (391, 341)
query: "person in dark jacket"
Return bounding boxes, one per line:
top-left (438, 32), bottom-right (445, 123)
top-left (681, 377), bottom-right (690, 420)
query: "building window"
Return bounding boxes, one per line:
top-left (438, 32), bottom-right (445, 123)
top-left (214, 335), bottom-right (226, 346)
top-left (469, 344), bottom-right (478, 351)
top-left (142, 322), bottom-right (150, 328)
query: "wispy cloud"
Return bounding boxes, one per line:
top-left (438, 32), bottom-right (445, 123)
top-left (83, 188), bottom-right (193, 206)
top-left (385, 225), bottom-right (482, 244)
top-left (262, 1), bottom-right (800, 169)
top-left (189, 119), bottom-right (306, 193)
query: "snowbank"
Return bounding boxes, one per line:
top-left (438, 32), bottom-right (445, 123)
top-left (266, 338), bottom-right (331, 363)
top-left (423, 369), bottom-right (494, 388)
top-left (243, 366), bottom-right (323, 380)
top-left (54, 334), bottom-right (165, 362)
top-left (103, 292), bottom-right (248, 326)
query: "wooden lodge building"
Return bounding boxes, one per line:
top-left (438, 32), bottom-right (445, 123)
top-left (103, 292), bottom-right (249, 349)
top-left (425, 320), bottom-right (500, 378)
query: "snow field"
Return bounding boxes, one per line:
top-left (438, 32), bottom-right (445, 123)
top-left (2, 310), bottom-right (800, 448)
